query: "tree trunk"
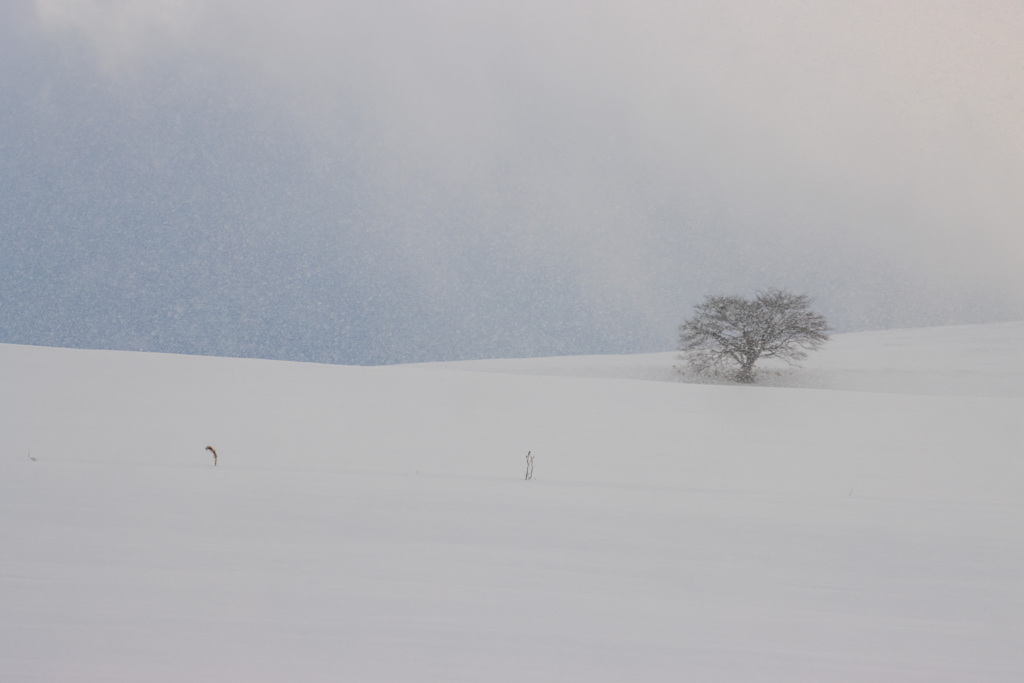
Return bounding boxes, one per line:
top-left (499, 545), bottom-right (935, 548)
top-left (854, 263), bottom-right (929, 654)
top-left (736, 361), bottom-right (756, 383)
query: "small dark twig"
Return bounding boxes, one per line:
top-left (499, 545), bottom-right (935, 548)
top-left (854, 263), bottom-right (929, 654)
top-left (206, 446), bottom-right (218, 467)
top-left (524, 451), bottom-right (534, 480)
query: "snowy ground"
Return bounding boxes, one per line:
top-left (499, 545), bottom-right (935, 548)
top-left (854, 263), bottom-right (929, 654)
top-left (2, 323), bottom-right (1021, 681)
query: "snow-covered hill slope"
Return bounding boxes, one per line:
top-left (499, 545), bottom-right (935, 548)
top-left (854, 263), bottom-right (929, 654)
top-left (428, 321), bottom-right (1024, 398)
top-left (1, 323), bottom-right (1021, 681)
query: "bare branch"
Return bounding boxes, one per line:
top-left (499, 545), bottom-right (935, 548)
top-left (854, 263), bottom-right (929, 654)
top-left (678, 288), bottom-right (830, 383)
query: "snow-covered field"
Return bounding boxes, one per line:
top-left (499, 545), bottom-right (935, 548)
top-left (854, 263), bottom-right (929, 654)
top-left (2, 323), bottom-right (1021, 681)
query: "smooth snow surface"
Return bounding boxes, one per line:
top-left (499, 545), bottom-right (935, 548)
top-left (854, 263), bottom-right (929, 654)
top-left (2, 323), bottom-right (1022, 681)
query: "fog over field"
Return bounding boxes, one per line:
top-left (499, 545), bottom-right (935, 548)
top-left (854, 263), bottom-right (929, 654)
top-left (3, 1), bottom-right (1023, 363)
top-left (4, 6), bottom-right (1021, 677)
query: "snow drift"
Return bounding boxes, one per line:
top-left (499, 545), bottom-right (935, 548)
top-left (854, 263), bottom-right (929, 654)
top-left (1, 323), bottom-right (1021, 681)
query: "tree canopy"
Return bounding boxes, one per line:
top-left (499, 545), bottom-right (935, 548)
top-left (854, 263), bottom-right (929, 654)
top-left (678, 289), bottom-right (830, 383)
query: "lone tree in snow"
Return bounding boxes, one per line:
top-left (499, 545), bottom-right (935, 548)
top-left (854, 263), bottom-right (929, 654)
top-left (678, 288), bottom-right (830, 383)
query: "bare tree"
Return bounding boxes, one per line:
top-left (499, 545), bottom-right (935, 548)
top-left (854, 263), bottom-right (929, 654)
top-left (678, 288), bottom-right (830, 383)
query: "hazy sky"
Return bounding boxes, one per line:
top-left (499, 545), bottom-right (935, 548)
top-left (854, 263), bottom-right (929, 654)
top-left (2, 0), bottom-right (1022, 363)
